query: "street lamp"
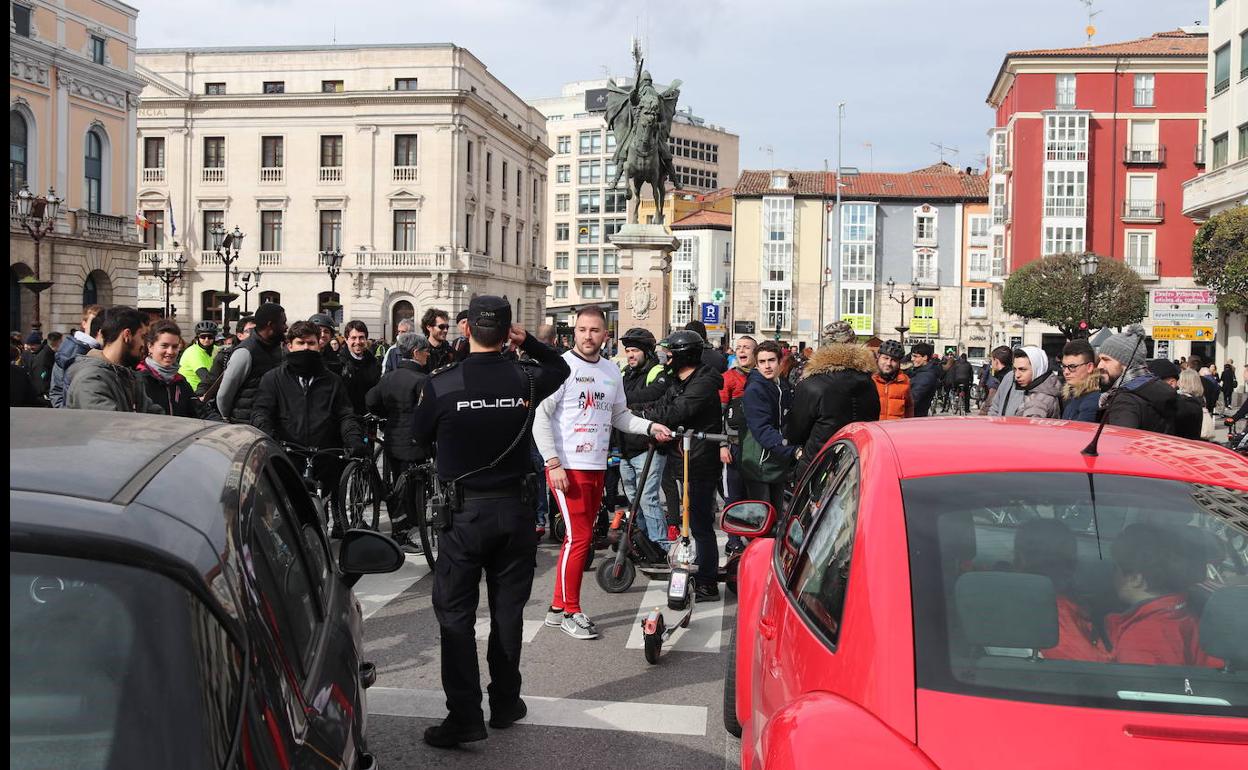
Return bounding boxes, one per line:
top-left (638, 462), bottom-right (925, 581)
top-left (14, 185), bottom-right (63, 332)
top-left (232, 265), bottom-right (263, 315)
top-left (1077, 252), bottom-right (1100, 339)
top-left (148, 245), bottom-right (188, 319)
top-left (211, 223), bottom-right (243, 333)
top-left (320, 248), bottom-right (344, 319)
top-left (886, 276), bottom-right (921, 346)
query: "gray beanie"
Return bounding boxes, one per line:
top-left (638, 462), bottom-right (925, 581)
top-left (1097, 323), bottom-right (1147, 370)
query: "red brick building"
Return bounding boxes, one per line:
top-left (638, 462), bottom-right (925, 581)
top-left (985, 29), bottom-right (1211, 357)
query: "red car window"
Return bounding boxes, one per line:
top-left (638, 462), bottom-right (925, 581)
top-left (780, 443), bottom-right (850, 578)
top-left (789, 461), bottom-right (861, 648)
top-left (904, 473), bottom-right (1247, 717)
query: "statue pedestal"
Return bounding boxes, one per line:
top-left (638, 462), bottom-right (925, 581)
top-left (610, 225), bottom-right (679, 340)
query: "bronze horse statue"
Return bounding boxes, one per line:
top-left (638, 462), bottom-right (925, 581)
top-left (605, 69), bottom-right (681, 225)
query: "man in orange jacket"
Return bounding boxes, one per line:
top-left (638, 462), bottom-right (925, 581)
top-left (872, 339), bottom-right (913, 420)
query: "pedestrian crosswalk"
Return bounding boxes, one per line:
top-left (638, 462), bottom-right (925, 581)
top-left (355, 554), bottom-right (429, 619)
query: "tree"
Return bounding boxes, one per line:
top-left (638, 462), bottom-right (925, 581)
top-left (1002, 252), bottom-right (1148, 340)
top-left (1191, 206), bottom-right (1248, 314)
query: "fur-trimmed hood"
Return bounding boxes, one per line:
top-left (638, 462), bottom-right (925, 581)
top-left (1061, 374), bottom-right (1101, 402)
top-left (802, 343), bottom-right (877, 379)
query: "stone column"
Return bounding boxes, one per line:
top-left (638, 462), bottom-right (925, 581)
top-left (609, 223), bottom-right (678, 340)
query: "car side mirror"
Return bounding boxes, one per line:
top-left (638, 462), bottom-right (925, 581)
top-left (338, 529), bottom-right (405, 587)
top-left (720, 500), bottom-right (775, 539)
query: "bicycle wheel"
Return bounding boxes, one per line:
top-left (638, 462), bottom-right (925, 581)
top-left (338, 460), bottom-right (382, 531)
top-left (416, 482), bottom-right (439, 572)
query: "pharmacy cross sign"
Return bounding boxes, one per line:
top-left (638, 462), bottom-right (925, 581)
top-left (711, 288), bottom-right (726, 303)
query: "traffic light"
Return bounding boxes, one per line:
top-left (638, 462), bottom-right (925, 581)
top-left (1077, 319), bottom-right (1090, 339)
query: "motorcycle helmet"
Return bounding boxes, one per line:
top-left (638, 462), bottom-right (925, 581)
top-left (619, 327), bottom-right (657, 353)
top-left (661, 329), bottom-right (705, 370)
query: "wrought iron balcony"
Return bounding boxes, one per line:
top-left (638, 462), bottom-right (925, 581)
top-left (1123, 144), bottom-right (1165, 164)
top-left (1122, 199), bottom-right (1164, 223)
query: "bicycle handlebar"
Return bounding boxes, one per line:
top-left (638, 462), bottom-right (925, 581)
top-left (279, 441), bottom-right (349, 459)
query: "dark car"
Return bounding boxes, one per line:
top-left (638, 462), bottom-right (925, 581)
top-left (9, 408), bottom-right (403, 770)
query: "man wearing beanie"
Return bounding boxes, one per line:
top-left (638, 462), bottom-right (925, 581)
top-left (1096, 324), bottom-right (1177, 435)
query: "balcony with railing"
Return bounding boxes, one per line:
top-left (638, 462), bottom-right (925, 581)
top-left (142, 167), bottom-right (166, 184)
top-left (913, 266), bottom-right (939, 286)
top-left (1127, 260), bottom-right (1159, 280)
top-left (353, 251), bottom-right (456, 270)
top-left (199, 250), bottom-right (223, 266)
top-left (527, 265), bottom-right (551, 284)
top-left (202, 167), bottom-right (225, 183)
top-left (1122, 199), bottom-right (1164, 223)
top-left (1123, 144), bottom-right (1165, 164)
top-left (319, 166), bottom-right (343, 183)
top-left (259, 167), bottom-right (284, 183)
top-left (393, 166), bottom-right (419, 182)
top-left (78, 211), bottom-right (132, 242)
top-left (913, 232), bottom-right (938, 247)
top-left (139, 249), bottom-right (185, 268)
top-left (257, 251), bottom-right (282, 266)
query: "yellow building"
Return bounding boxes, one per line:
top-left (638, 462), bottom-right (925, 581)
top-left (10, 0), bottom-right (144, 334)
top-left (635, 186), bottom-right (733, 229)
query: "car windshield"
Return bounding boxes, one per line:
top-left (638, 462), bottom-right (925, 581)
top-left (10, 552), bottom-right (243, 770)
top-left (904, 473), bottom-right (1248, 716)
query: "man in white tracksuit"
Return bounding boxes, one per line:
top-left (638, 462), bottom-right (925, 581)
top-left (534, 305), bottom-right (673, 639)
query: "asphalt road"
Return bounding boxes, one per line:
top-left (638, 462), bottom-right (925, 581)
top-left (355, 533), bottom-right (743, 770)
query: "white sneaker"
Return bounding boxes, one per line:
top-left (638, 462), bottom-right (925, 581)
top-left (544, 607), bottom-right (564, 627)
top-left (560, 612), bottom-right (600, 640)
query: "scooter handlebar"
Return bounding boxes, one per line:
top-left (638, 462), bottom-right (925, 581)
top-left (674, 427), bottom-right (730, 443)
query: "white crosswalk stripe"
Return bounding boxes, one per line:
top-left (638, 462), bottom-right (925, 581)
top-left (368, 686), bottom-right (708, 736)
top-left (353, 554), bottom-right (430, 620)
top-left (475, 618), bottom-right (544, 643)
top-left (624, 533), bottom-right (729, 653)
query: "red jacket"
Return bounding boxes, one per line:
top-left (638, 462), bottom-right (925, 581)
top-left (1041, 595), bottom-right (1108, 663)
top-left (1105, 593), bottom-right (1222, 668)
top-left (720, 366), bottom-right (749, 405)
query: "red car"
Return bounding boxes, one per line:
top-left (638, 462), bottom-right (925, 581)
top-left (725, 418), bottom-right (1248, 769)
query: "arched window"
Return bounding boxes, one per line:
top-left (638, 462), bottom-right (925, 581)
top-left (318, 291), bottom-right (343, 324)
top-left (391, 300), bottom-right (414, 337)
top-left (85, 130), bottom-right (103, 213)
top-left (83, 274), bottom-right (98, 306)
top-left (10, 111), bottom-right (29, 192)
top-left (82, 270), bottom-right (112, 307)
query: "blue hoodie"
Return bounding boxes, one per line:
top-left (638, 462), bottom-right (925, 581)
top-left (742, 368), bottom-right (796, 459)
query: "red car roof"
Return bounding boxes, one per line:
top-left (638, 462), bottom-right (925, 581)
top-left (842, 417), bottom-right (1248, 490)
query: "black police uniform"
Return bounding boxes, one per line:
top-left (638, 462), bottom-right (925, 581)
top-left (413, 297), bottom-right (569, 740)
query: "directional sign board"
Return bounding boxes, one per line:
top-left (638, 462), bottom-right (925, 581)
top-left (1152, 306), bottom-right (1218, 324)
top-left (1150, 289), bottom-right (1215, 307)
top-left (1151, 326), bottom-right (1216, 341)
top-left (700, 303), bottom-right (720, 324)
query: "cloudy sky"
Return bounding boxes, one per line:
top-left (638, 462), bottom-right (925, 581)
top-left (138, 0), bottom-right (1208, 174)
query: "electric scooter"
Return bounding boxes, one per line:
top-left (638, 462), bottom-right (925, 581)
top-left (596, 446), bottom-right (670, 593)
top-left (640, 427), bottom-right (728, 664)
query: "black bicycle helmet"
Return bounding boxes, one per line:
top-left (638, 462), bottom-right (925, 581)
top-left (619, 327), bottom-right (657, 352)
top-left (308, 313), bottom-right (337, 331)
top-left (878, 340), bottom-right (905, 360)
top-left (661, 329), bottom-right (705, 370)
top-left (194, 320), bottom-right (219, 337)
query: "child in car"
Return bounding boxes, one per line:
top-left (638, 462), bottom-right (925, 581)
top-left (1013, 519), bottom-right (1108, 663)
top-left (1106, 523), bottom-right (1223, 668)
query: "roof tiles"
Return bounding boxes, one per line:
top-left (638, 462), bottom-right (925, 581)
top-left (734, 165), bottom-right (988, 201)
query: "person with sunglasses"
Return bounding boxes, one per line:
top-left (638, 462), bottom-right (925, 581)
top-left (178, 320), bottom-right (220, 393)
top-left (421, 307), bottom-right (456, 372)
top-left (1059, 339), bottom-right (1100, 422)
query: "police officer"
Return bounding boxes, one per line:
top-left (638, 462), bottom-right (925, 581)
top-left (413, 295), bottom-right (569, 748)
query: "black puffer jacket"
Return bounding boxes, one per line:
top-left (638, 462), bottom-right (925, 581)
top-left (786, 343), bottom-right (880, 469)
top-left (1103, 375), bottom-right (1177, 436)
top-left (227, 335), bottom-right (284, 425)
top-left (640, 363), bottom-right (723, 479)
top-left (251, 360), bottom-right (365, 453)
top-left (615, 356), bottom-right (670, 459)
top-left (339, 348), bottom-right (381, 416)
top-left (364, 360), bottom-right (430, 462)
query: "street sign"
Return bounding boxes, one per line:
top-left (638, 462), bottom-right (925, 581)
top-left (700, 303), bottom-right (720, 324)
top-left (1151, 325), bottom-right (1216, 341)
top-left (1150, 289), bottom-right (1215, 307)
top-left (733, 320), bottom-right (755, 334)
top-left (1151, 307), bottom-right (1218, 323)
top-left (710, 288), bottom-right (726, 303)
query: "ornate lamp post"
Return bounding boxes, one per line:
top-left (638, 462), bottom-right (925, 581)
top-left (14, 185), bottom-right (63, 332)
top-left (232, 265), bottom-right (263, 315)
top-left (210, 223), bottom-right (243, 332)
top-left (149, 246), bottom-right (188, 319)
top-left (319, 248), bottom-right (344, 319)
top-left (886, 276), bottom-right (921, 346)
top-left (1077, 252), bottom-right (1100, 339)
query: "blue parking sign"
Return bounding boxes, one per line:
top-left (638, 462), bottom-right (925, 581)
top-left (700, 303), bottom-right (719, 324)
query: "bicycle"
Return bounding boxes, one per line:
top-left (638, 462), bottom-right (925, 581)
top-left (338, 453), bottom-right (384, 531)
top-left (390, 459), bottom-right (442, 571)
top-left (949, 383), bottom-right (970, 416)
top-left (280, 442), bottom-right (351, 534)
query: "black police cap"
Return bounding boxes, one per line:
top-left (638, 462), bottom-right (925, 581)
top-left (467, 295), bottom-right (511, 329)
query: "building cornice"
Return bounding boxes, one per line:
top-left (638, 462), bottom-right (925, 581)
top-left (987, 54), bottom-right (1206, 108)
top-left (11, 36), bottom-right (145, 111)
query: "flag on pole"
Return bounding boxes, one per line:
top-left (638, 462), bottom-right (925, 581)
top-left (135, 211), bottom-right (150, 229)
top-left (167, 197), bottom-right (177, 240)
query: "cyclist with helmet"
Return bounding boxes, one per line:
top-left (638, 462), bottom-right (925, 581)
top-left (872, 339), bottom-right (913, 420)
top-left (614, 327), bottom-right (672, 547)
top-left (309, 312), bottom-right (344, 375)
top-left (638, 329), bottom-right (725, 602)
top-left (178, 320), bottom-right (219, 392)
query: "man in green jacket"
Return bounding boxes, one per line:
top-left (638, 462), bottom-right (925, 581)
top-left (66, 306), bottom-right (162, 414)
top-left (179, 320), bottom-right (220, 392)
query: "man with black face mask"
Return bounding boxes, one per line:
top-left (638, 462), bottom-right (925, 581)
top-left (65, 306), bottom-right (163, 413)
top-left (251, 321), bottom-right (366, 532)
